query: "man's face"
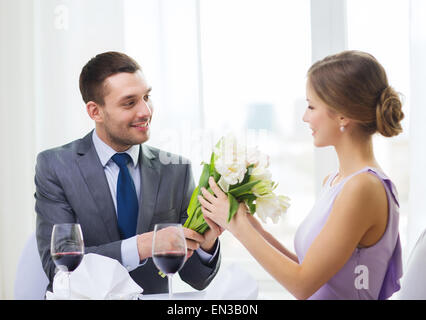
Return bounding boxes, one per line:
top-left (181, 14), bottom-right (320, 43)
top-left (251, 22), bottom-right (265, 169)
top-left (95, 71), bottom-right (153, 151)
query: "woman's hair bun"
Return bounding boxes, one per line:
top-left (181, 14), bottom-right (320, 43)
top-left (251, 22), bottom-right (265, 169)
top-left (376, 86), bottom-right (404, 137)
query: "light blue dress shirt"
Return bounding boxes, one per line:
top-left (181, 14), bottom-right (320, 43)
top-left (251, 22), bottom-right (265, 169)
top-left (92, 130), bottom-right (217, 271)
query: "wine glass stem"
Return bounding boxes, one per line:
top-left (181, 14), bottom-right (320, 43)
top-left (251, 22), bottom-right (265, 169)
top-left (168, 274), bottom-right (173, 300)
top-left (66, 271), bottom-right (71, 299)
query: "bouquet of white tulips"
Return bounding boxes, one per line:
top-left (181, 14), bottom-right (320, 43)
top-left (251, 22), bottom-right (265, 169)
top-left (184, 134), bottom-right (290, 234)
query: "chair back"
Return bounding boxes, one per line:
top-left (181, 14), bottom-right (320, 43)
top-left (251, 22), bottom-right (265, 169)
top-left (398, 229), bottom-right (426, 299)
top-left (14, 232), bottom-right (49, 300)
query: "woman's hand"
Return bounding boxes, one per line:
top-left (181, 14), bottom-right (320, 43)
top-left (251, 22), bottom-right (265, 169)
top-left (198, 177), bottom-right (248, 233)
top-left (198, 177), bottom-right (229, 229)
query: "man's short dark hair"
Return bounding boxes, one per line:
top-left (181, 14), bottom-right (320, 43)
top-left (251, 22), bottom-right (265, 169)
top-left (79, 51), bottom-right (141, 105)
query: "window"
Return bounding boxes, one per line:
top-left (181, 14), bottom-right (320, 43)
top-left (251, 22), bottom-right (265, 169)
top-left (199, 0), bottom-right (311, 299)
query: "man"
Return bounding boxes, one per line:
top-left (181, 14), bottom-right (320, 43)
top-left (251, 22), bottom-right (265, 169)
top-left (35, 51), bottom-right (221, 295)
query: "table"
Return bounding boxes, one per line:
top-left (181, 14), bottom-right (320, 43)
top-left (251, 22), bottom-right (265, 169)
top-left (141, 291), bottom-right (207, 300)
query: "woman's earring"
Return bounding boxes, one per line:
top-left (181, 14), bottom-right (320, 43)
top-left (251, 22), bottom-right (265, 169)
top-left (340, 126), bottom-right (345, 133)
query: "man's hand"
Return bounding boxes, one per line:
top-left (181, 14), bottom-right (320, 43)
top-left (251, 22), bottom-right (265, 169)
top-left (182, 227), bottom-right (204, 260)
top-left (137, 231), bottom-right (154, 261)
top-left (200, 216), bottom-right (224, 253)
top-left (136, 227), bottom-right (206, 262)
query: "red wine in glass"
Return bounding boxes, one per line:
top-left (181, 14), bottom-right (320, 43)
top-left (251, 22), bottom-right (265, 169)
top-left (52, 252), bottom-right (84, 272)
top-left (152, 223), bottom-right (187, 299)
top-left (51, 223), bottom-right (84, 299)
top-left (152, 252), bottom-right (186, 274)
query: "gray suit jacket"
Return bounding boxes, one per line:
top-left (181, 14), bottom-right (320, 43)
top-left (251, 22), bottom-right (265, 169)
top-left (34, 131), bottom-right (220, 294)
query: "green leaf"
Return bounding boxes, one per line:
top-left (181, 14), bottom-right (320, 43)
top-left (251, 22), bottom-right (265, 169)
top-left (185, 162), bottom-right (211, 230)
top-left (245, 198), bottom-right (256, 214)
top-left (195, 206), bottom-right (204, 219)
top-left (228, 165), bottom-right (254, 191)
top-left (227, 192), bottom-right (239, 222)
top-left (185, 145), bottom-right (241, 234)
top-left (184, 186), bottom-right (200, 228)
top-left (199, 163), bottom-right (211, 189)
top-left (237, 193), bottom-right (256, 201)
top-left (209, 152), bottom-right (220, 182)
top-left (184, 204), bottom-right (211, 235)
top-left (196, 223), bottom-right (210, 234)
top-left (228, 180), bottom-right (261, 198)
top-left (211, 167), bottom-right (220, 182)
top-left (241, 164), bottom-right (254, 185)
top-left (209, 151), bottom-right (215, 169)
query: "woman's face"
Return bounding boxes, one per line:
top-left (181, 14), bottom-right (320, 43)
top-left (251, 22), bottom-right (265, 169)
top-left (302, 79), bottom-right (342, 147)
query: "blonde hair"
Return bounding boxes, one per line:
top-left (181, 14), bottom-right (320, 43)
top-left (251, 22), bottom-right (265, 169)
top-left (308, 50), bottom-right (404, 137)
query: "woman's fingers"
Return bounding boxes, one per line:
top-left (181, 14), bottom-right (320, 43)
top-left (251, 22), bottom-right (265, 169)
top-left (204, 215), bottom-right (223, 235)
top-left (200, 205), bottom-right (215, 223)
top-left (200, 187), bottom-right (216, 205)
top-left (206, 215), bottom-right (225, 235)
top-left (201, 204), bottom-right (226, 230)
top-left (208, 177), bottom-right (227, 199)
top-left (198, 195), bottom-right (213, 212)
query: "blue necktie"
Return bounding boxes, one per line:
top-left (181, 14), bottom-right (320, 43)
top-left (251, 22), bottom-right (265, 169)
top-left (111, 153), bottom-right (139, 240)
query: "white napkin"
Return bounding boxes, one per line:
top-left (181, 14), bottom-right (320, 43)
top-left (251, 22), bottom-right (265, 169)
top-left (204, 263), bottom-right (258, 299)
top-left (46, 253), bottom-right (143, 300)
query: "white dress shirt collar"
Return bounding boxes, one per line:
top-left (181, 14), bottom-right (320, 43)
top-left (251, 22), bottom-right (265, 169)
top-left (92, 129), bottom-right (140, 167)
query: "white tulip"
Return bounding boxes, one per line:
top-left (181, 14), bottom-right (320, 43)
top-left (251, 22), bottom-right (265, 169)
top-left (249, 166), bottom-right (272, 182)
top-left (246, 146), bottom-right (270, 169)
top-left (250, 178), bottom-right (275, 198)
top-left (214, 134), bottom-right (247, 185)
top-left (215, 158), bottom-right (247, 185)
top-left (255, 194), bottom-right (291, 224)
top-left (217, 176), bottom-right (230, 192)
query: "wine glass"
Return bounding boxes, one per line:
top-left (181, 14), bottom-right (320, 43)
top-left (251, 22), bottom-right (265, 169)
top-left (51, 223), bottom-right (85, 299)
top-left (152, 223), bottom-right (187, 299)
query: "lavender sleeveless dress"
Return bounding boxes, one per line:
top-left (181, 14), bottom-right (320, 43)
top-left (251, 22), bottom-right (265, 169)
top-left (294, 167), bottom-right (403, 300)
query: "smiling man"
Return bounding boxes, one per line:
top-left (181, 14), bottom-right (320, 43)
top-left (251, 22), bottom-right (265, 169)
top-left (34, 52), bottom-right (221, 295)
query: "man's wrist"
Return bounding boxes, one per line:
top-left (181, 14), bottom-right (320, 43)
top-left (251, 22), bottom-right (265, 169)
top-left (197, 238), bottom-right (219, 264)
top-left (201, 238), bottom-right (218, 254)
top-left (137, 232), bottom-right (153, 261)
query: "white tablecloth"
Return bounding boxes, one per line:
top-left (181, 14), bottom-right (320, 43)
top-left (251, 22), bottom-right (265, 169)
top-left (141, 291), bottom-right (206, 300)
top-left (142, 263), bottom-right (258, 300)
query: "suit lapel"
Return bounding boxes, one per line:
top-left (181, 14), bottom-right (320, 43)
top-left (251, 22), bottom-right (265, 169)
top-left (137, 144), bottom-right (161, 234)
top-left (76, 131), bottom-right (121, 241)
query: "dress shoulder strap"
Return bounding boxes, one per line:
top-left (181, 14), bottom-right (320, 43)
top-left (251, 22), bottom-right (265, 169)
top-left (365, 167), bottom-right (400, 208)
top-left (324, 170), bottom-right (339, 187)
top-left (333, 166), bottom-right (399, 207)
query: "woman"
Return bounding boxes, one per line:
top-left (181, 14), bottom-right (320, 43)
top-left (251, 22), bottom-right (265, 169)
top-left (199, 50), bottom-right (404, 300)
